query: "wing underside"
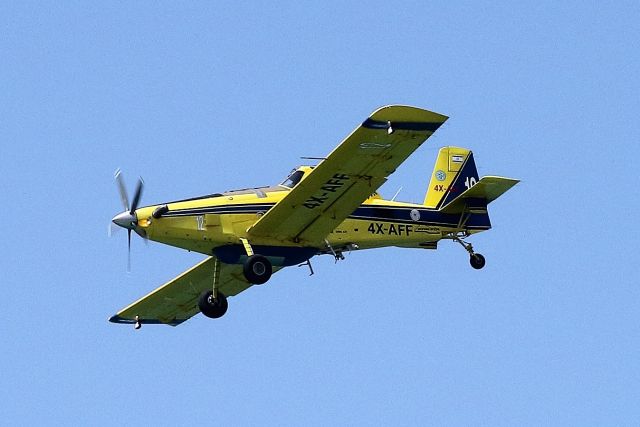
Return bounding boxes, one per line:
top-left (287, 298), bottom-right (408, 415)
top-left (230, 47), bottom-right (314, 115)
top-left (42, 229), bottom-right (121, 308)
top-left (109, 257), bottom-right (270, 326)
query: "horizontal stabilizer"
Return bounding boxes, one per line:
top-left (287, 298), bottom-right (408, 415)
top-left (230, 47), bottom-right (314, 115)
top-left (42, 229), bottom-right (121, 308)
top-left (440, 176), bottom-right (519, 213)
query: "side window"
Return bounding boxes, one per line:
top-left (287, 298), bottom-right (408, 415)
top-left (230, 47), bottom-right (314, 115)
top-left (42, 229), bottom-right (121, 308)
top-left (281, 170), bottom-right (305, 188)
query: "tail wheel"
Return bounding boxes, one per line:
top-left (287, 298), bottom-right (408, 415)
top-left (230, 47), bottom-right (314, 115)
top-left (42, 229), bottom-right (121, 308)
top-left (470, 253), bottom-right (486, 270)
top-left (198, 290), bottom-right (228, 319)
top-left (243, 254), bottom-right (272, 284)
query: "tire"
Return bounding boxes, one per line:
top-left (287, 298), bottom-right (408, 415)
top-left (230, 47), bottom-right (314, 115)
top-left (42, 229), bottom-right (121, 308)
top-left (470, 253), bottom-right (486, 270)
top-left (198, 290), bottom-right (228, 319)
top-left (243, 254), bottom-right (272, 284)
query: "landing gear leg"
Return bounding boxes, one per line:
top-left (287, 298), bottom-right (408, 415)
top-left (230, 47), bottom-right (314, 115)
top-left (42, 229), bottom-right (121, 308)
top-left (212, 257), bottom-right (220, 299)
top-left (198, 257), bottom-right (229, 319)
top-left (452, 235), bottom-right (486, 270)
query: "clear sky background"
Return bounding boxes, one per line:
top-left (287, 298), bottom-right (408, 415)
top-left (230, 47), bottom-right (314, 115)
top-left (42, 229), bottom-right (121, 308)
top-left (1, 1), bottom-right (638, 425)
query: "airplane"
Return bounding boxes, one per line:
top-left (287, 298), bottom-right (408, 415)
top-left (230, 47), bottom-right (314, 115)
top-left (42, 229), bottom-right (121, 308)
top-left (109, 105), bottom-right (519, 329)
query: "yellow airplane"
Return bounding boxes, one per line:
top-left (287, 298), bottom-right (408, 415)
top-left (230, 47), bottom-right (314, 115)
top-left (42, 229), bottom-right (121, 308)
top-left (109, 105), bottom-right (518, 329)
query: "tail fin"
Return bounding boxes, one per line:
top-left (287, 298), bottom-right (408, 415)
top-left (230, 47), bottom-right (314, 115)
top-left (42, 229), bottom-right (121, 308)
top-left (423, 146), bottom-right (480, 209)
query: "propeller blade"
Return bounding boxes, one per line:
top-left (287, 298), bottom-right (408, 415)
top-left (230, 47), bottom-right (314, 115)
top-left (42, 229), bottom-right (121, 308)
top-left (127, 229), bottom-right (132, 272)
top-left (113, 170), bottom-right (145, 272)
top-left (130, 177), bottom-right (144, 214)
top-left (114, 169), bottom-right (130, 212)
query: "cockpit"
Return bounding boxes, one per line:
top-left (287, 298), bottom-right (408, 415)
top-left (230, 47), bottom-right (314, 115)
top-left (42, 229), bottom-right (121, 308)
top-left (280, 166), bottom-right (314, 189)
top-left (280, 170), bottom-right (304, 188)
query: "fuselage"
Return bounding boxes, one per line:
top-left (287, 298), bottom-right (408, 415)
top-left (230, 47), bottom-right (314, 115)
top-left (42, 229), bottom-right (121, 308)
top-left (132, 179), bottom-right (491, 267)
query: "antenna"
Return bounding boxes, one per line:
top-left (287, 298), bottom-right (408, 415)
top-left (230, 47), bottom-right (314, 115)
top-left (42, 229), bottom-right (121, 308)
top-left (391, 186), bottom-right (402, 201)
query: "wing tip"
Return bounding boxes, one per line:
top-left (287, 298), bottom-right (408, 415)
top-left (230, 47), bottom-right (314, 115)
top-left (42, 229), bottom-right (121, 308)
top-left (108, 314), bottom-right (184, 326)
top-left (109, 314), bottom-right (133, 324)
top-left (368, 105), bottom-right (449, 124)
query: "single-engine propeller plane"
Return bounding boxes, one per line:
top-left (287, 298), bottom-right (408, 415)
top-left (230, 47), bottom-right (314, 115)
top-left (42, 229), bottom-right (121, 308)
top-left (109, 105), bottom-right (518, 328)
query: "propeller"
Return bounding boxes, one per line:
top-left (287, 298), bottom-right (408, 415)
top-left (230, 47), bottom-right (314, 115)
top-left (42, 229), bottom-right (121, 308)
top-left (112, 169), bottom-right (145, 271)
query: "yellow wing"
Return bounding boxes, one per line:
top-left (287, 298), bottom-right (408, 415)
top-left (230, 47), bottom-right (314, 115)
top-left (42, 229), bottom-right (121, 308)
top-left (248, 105), bottom-right (448, 244)
top-left (109, 257), bottom-right (276, 326)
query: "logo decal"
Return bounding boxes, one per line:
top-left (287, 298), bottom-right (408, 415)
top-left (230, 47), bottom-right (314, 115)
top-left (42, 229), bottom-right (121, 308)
top-left (410, 209), bottom-right (421, 221)
top-left (435, 170), bottom-right (446, 181)
top-left (452, 155), bottom-right (464, 163)
top-left (359, 142), bottom-right (392, 149)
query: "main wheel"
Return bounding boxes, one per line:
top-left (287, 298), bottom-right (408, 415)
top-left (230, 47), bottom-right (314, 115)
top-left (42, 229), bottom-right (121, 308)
top-left (243, 254), bottom-right (272, 284)
top-left (198, 290), bottom-right (228, 319)
top-left (470, 253), bottom-right (486, 270)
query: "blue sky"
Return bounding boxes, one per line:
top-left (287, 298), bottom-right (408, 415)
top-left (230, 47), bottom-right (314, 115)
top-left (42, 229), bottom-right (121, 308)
top-left (1, 1), bottom-right (638, 425)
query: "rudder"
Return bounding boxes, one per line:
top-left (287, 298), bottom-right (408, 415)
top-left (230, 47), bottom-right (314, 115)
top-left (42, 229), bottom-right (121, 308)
top-left (423, 147), bottom-right (480, 209)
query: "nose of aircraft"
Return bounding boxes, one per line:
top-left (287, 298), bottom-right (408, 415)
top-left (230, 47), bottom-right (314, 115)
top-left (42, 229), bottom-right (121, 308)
top-left (112, 211), bottom-right (137, 230)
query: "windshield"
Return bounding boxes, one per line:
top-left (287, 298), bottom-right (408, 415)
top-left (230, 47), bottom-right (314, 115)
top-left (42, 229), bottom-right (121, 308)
top-left (281, 170), bottom-right (304, 188)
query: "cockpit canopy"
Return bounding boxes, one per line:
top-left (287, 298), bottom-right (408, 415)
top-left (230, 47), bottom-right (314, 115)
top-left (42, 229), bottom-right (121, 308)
top-left (280, 166), bottom-right (314, 189)
top-left (167, 164), bottom-right (383, 204)
top-left (280, 166), bottom-right (382, 200)
top-left (281, 170), bottom-right (304, 188)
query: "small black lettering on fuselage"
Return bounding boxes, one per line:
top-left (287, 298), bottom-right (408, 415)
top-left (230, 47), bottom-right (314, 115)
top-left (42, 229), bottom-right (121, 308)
top-left (367, 222), bottom-right (413, 236)
top-left (303, 174), bottom-right (350, 209)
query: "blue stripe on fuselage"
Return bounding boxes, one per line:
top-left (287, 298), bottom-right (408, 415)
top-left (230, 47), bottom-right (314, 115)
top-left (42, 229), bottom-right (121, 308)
top-left (351, 206), bottom-right (490, 229)
top-left (162, 203), bottom-right (274, 217)
top-left (161, 202), bottom-right (490, 229)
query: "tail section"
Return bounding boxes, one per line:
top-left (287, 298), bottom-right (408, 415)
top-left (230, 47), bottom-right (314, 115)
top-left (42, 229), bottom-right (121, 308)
top-left (424, 147), bottom-right (479, 209)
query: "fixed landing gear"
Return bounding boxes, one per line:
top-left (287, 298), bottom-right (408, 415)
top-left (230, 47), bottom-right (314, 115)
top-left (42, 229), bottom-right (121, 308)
top-left (243, 254), bottom-right (272, 284)
top-left (469, 253), bottom-right (486, 270)
top-left (238, 238), bottom-right (273, 284)
top-left (451, 235), bottom-right (486, 270)
top-left (199, 258), bottom-right (228, 319)
top-left (198, 290), bottom-right (228, 319)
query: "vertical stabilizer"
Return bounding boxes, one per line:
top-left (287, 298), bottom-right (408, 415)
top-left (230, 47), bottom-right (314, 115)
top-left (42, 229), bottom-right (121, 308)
top-left (423, 147), bottom-right (480, 209)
